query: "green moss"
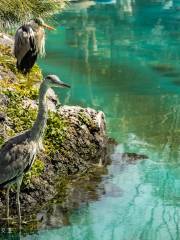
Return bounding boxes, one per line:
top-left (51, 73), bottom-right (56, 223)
top-left (0, 44), bottom-right (42, 88)
top-left (45, 111), bottom-right (68, 155)
top-left (78, 111), bottom-right (91, 125)
top-left (78, 111), bottom-right (96, 129)
top-left (23, 158), bottom-right (45, 185)
top-left (3, 90), bottom-right (37, 133)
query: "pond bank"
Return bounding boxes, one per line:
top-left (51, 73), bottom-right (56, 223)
top-left (0, 33), bottom-right (109, 225)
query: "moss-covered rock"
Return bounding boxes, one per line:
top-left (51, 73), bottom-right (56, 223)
top-left (0, 34), bottom-right (108, 225)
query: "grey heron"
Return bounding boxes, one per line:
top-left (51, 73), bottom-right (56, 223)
top-left (0, 75), bottom-right (70, 224)
top-left (14, 18), bottom-right (55, 74)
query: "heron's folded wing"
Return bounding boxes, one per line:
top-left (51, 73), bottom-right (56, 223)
top-left (0, 138), bottom-right (36, 185)
top-left (14, 25), bottom-right (36, 64)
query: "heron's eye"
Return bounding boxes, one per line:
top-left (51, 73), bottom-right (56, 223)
top-left (34, 18), bottom-right (43, 26)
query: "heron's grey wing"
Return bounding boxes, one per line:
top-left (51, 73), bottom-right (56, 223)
top-left (14, 25), bottom-right (36, 64)
top-left (0, 131), bottom-right (29, 161)
top-left (0, 131), bottom-right (37, 185)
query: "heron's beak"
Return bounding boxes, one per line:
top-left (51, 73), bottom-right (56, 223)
top-left (42, 23), bottom-right (56, 31)
top-left (56, 80), bottom-right (71, 88)
top-left (59, 82), bottom-right (71, 88)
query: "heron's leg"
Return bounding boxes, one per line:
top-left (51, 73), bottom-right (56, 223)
top-left (16, 176), bottom-right (23, 224)
top-left (6, 184), bottom-right (11, 219)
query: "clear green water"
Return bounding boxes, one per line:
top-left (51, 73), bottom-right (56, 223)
top-left (11, 1), bottom-right (180, 239)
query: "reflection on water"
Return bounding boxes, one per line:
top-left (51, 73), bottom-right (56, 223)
top-left (25, 0), bottom-right (180, 239)
top-left (40, 0), bottom-right (180, 154)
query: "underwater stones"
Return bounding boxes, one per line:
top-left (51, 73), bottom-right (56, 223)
top-left (112, 151), bottom-right (148, 164)
top-left (150, 63), bottom-right (175, 73)
top-left (122, 152), bottom-right (148, 164)
top-left (150, 62), bottom-right (180, 79)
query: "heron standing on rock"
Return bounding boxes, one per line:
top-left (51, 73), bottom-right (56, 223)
top-left (0, 75), bottom-right (70, 223)
top-left (14, 18), bottom-right (55, 74)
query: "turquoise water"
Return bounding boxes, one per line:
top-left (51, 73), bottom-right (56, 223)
top-left (13, 1), bottom-right (180, 239)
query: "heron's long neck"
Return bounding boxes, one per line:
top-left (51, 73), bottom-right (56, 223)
top-left (31, 82), bottom-right (48, 141)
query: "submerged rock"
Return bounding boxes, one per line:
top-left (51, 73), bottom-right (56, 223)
top-left (150, 62), bottom-right (180, 79)
top-left (122, 152), bottom-right (148, 164)
top-left (112, 151), bottom-right (148, 164)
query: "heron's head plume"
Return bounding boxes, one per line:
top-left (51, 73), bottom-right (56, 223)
top-left (44, 75), bottom-right (71, 88)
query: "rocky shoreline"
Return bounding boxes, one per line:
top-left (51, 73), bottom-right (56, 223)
top-left (0, 33), bottom-right (109, 223)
